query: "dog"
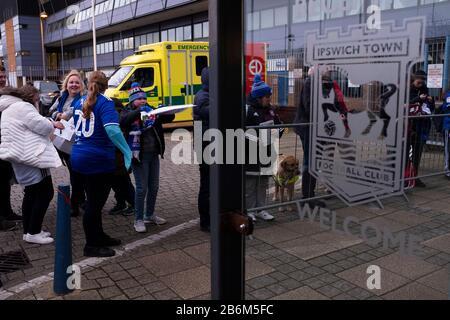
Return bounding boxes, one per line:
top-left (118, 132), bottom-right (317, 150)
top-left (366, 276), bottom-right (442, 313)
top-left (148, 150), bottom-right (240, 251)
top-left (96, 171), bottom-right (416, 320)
top-left (273, 155), bottom-right (300, 211)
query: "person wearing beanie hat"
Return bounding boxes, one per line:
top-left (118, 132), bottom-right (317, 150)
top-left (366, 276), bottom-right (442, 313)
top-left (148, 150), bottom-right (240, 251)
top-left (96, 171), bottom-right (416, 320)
top-left (120, 84), bottom-right (174, 233)
top-left (251, 74), bottom-right (272, 99)
top-left (245, 74), bottom-right (281, 222)
top-left (128, 82), bottom-right (147, 103)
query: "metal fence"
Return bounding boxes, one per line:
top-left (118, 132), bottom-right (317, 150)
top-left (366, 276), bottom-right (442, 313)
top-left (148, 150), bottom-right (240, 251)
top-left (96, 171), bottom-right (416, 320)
top-left (245, 112), bottom-right (450, 213)
top-left (5, 66), bottom-right (97, 88)
top-left (267, 37), bottom-right (449, 108)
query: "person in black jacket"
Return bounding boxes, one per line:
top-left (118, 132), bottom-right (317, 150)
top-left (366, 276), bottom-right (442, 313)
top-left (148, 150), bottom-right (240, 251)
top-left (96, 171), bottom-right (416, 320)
top-left (109, 98), bottom-right (135, 216)
top-left (245, 74), bottom-right (280, 222)
top-left (293, 68), bottom-right (325, 207)
top-left (120, 83), bottom-right (174, 233)
top-left (193, 67), bottom-right (210, 232)
top-left (407, 70), bottom-right (435, 188)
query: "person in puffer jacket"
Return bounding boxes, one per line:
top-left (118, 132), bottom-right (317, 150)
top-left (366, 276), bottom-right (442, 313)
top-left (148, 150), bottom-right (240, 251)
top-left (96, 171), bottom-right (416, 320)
top-left (0, 86), bottom-right (64, 245)
top-left (442, 90), bottom-right (450, 178)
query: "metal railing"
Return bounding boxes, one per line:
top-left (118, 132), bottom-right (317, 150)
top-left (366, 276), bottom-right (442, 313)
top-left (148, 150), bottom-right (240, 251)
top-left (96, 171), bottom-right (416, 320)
top-left (245, 112), bottom-right (450, 212)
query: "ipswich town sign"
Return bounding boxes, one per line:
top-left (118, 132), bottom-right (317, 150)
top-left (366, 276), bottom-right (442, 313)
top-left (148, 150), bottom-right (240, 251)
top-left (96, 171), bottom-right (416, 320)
top-left (305, 17), bottom-right (425, 205)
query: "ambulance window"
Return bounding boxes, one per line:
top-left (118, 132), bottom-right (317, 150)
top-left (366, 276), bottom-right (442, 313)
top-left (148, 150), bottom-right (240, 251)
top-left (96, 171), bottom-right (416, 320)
top-left (195, 56), bottom-right (208, 76)
top-left (123, 67), bottom-right (154, 89)
top-left (108, 66), bottom-right (133, 88)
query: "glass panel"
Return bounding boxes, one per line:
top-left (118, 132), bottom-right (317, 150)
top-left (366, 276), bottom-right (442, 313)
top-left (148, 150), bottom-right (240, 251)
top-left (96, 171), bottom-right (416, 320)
top-left (161, 30), bottom-right (168, 41)
top-left (108, 66), bottom-right (133, 88)
top-left (260, 9), bottom-right (274, 29)
top-left (176, 27), bottom-right (184, 41)
top-left (394, 0), bottom-right (419, 8)
top-left (195, 56), bottom-right (208, 76)
top-left (194, 23), bottom-right (202, 39)
top-left (184, 25), bottom-right (192, 41)
top-left (168, 28), bottom-right (176, 41)
top-left (203, 21), bottom-right (209, 38)
top-left (123, 67), bottom-right (154, 89)
top-left (153, 32), bottom-right (160, 42)
top-left (274, 6), bottom-right (288, 25)
top-left (243, 0), bottom-right (450, 301)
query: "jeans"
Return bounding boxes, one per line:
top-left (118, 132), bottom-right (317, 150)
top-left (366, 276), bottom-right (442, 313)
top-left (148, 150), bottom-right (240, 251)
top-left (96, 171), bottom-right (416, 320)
top-left (22, 176), bottom-right (54, 235)
top-left (245, 175), bottom-right (268, 210)
top-left (132, 152), bottom-right (160, 221)
top-left (82, 172), bottom-right (113, 246)
top-left (0, 159), bottom-right (13, 217)
top-left (298, 126), bottom-right (317, 198)
top-left (444, 130), bottom-right (450, 176)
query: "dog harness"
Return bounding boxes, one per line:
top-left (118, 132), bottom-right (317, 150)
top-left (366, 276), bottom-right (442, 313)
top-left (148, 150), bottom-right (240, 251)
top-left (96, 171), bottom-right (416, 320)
top-left (273, 174), bottom-right (300, 187)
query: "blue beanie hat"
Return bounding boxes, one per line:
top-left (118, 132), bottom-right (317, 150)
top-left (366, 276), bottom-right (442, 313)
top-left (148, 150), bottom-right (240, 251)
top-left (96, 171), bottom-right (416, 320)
top-left (251, 74), bottom-right (272, 99)
top-left (128, 82), bottom-right (147, 103)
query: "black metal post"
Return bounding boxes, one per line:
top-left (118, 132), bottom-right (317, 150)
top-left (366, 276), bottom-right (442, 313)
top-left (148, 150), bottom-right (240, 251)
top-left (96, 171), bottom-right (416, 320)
top-left (209, 0), bottom-right (245, 300)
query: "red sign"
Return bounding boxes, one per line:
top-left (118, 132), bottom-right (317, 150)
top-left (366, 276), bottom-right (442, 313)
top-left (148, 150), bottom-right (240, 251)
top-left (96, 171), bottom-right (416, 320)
top-left (245, 43), bottom-right (267, 96)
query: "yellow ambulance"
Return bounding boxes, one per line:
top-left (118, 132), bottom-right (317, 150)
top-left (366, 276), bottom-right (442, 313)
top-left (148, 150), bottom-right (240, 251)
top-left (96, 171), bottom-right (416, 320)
top-left (105, 41), bottom-right (209, 126)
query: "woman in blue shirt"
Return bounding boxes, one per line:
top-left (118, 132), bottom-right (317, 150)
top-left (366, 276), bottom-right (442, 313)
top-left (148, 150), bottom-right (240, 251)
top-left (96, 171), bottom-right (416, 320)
top-left (71, 71), bottom-right (131, 257)
top-left (48, 69), bottom-right (86, 217)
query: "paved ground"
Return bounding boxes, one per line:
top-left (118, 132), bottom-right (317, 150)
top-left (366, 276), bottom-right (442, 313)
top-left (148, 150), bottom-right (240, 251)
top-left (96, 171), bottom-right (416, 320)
top-left (0, 131), bottom-right (449, 300)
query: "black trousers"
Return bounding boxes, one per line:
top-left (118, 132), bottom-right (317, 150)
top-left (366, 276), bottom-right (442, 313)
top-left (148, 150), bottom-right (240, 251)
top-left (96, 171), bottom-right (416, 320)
top-left (112, 174), bottom-right (135, 207)
top-left (298, 126), bottom-right (317, 198)
top-left (0, 159), bottom-right (14, 217)
top-left (406, 132), bottom-right (425, 173)
top-left (198, 163), bottom-right (210, 228)
top-left (22, 176), bottom-right (54, 235)
top-left (82, 172), bottom-right (113, 246)
top-left (60, 151), bottom-right (86, 210)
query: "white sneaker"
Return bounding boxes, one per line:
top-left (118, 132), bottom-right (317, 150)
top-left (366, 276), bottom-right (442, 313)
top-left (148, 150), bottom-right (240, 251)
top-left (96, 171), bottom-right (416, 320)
top-left (24, 233), bottom-right (54, 244)
top-left (40, 230), bottom-right (51, 238)
top-left (144, 215), bottom-right (167, 225)
top-left (23, 230), bottom-right (51, 241)
top-left (134, 220), bottom-right (147, 233)
top-left (247, 212), bottom-right (256, 222)
top-left (255, 210), bottom-right (274, 221)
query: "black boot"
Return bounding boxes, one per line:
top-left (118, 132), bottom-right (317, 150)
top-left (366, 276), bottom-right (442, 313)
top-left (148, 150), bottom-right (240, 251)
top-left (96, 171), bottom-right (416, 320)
top-left (5, 212), bottom-right (22, 221)
top-left (84, 245), bottom-right (116, 257)
top-left (0, 218), bottom-right (18, 231)
top-left (98, 234), bottom-right (122, 246)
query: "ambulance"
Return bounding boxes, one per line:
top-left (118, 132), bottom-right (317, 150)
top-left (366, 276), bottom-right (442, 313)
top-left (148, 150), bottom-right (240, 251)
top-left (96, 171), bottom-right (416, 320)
top-left (105, 41), bottom-right (209, 126)
top-left (105, 41), bottom-right (267, 125)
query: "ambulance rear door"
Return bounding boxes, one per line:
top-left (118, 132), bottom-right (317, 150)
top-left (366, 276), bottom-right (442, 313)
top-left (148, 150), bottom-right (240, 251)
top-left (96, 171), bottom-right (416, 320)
top-left (167, 49), bottom-right (191, 122)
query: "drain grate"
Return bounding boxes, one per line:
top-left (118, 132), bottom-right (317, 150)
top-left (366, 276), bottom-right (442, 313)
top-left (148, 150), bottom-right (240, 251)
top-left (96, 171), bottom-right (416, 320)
top-left (0, 249), bottom-right (32, 287)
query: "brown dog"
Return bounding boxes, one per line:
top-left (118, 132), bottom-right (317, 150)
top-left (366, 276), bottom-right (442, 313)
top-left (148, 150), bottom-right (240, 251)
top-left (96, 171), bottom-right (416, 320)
top-left (273, 155), bottom-right (300, 211)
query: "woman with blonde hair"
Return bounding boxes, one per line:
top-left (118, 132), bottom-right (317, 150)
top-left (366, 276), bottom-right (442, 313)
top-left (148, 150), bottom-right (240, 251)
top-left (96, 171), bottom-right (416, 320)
top-left (48, 69), bottom-right (86, 217)
top-left (0, 85), bottom-right (64, 244)
top-left (71, 71), bottom-right (131, 257)
top-left (49, 69), bottom-right (85, 121)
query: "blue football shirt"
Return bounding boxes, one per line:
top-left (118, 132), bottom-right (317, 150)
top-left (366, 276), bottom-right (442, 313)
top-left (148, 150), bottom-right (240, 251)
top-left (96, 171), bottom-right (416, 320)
top-left (71, 93), bottom-right (119, 174)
